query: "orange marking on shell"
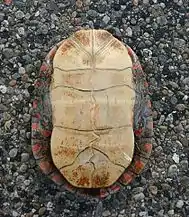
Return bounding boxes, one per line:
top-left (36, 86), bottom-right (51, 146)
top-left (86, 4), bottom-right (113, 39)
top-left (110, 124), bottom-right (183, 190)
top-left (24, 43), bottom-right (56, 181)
top-left (134, 160), bottom-right (145, 172)
top-left (144, 143), bottom-right (152, 153)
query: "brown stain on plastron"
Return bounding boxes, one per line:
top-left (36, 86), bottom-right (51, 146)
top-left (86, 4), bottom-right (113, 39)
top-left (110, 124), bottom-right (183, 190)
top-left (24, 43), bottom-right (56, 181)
top-left (111, 40), bottom-right (124, 51)
top-left (54, 146), bottom-right (76, 157)
top-left (96, 31), bottom-right (112, 43)
top-left (77, 176), bottom-right (90, 186)
top-left (61, 40), bottom-right (74, 55)
top-left (93, 171), bottom-right (110, 187)
top-left (74, 31), bottom-right (90, 46)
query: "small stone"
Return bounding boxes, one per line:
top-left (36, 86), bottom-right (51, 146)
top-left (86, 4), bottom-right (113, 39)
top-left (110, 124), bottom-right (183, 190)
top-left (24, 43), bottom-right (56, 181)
top-left (0, 85), bottom-right (7, 94)
top-left (103, 210), bottom-right (111, 217)
top-left (180, 160), bottom-right (188, 171)
top-left (19, 164), bottom-right (27, 173)
top-left (139, 211), bottom-right (148, 217)
top-left (158, 115), bottom-right (165, 125)
top-left (175, 104), bottom-right (186, 111)
top-left (126, 27), bottom-right (132, 37)
top-left (168, 210), bottom-right (174, 216)
top-left (133, 193), bottom-right (145, 201)
top-left (176, 200), bottom-right (184, 208)
top-left (15, 10), bottom-right (25, 19)
top-left (18, 27), bottom-right (25, 35)
top-left (21, 153), bottom-right (30, 162)
top-left (76, 0), bottom-right (83, 8)
top-left (19, 67), bottom-right (26, 74)
top-left (23, 113), bottom-right (31, 123)
top-left (182, 77), bottom-right (189, 85)
top-left (38, 207), bottom-right (46, 216)
top-left (12, 210), bottom-right (19, 217)
top-left (9, 148), bottom-right (18, 158)
top-left (149, 185), bottom-right (158, 195)
top-left (9, 80), bottom-right (17, 86)
top-left (172, 153), bottom-right (179, 163)
top-left (3, 48), bottom-right (14, 59)
top-left (168, 164), bottom-right (178, 177)
top-left (180, 176), bottom-right (189, 187)
top-left (102, 15), bottom-right (110, 25)
top-left (87, 10), bottom-right (98, 18)
top-left (170, 96), bottom-right (178, 105)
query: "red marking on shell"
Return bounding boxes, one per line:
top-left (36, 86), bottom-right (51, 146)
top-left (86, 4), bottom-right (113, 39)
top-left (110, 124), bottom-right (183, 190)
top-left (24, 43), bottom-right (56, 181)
top-left (39, 161), bottom-right (53, 174)
top-left (40, 64), bottom-right (48, 72)
top-left (147, 100), bottom-right (152, 108)
top-left (51, 173), bottom-right (64, 185)
top-left (33, 100), bottom-right (38, 109)
top-left (34, 81), bottom-right (41, 87)
top-left (47, 47), bottom-right (57, 60)
top-left (32, 143), bottom-right (41, 153)
top-left (133, 64), bottom-right (142, 70)
top-left (42, 130), bottom-right (51, 137)
top-left (127, 47), bottom-right (133, 57)
top-left (134, 128), bottom-right (143, 136)
top-left (144, 81), bottom-right (148, 87)
top-left (121, 171), bottom-right (134, 184)
top-left (32, 123), bottom-right (38, 130)
top-left (4, 0), bottom-right (12, 5)
top-left (33, 113), bottom-right (41, 119)
top-left (110, 184), bottom-right (120, 192)
top-left (100, 189), bottom-right (109, 198)
top-left (144, 143), bottom-right (152, 153)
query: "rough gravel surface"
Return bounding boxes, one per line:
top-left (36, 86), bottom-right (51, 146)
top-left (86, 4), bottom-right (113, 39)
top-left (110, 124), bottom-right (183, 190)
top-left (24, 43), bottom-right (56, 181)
top-left (0, 0), bottom-right (189, 217)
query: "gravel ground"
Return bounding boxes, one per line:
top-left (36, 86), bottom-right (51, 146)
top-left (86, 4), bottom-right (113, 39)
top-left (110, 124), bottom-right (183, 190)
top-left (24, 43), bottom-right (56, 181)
top-left (0, 0), bottom-right (189, 217)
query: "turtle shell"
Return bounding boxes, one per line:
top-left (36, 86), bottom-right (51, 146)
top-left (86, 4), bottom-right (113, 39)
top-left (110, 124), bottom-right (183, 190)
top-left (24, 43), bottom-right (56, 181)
top-left (31, 29), bottom-right (153, 199)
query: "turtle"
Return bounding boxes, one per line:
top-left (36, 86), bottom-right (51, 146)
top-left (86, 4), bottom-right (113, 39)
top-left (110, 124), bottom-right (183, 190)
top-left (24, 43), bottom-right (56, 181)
top-left (31, 29), bottom-right (153, 199)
